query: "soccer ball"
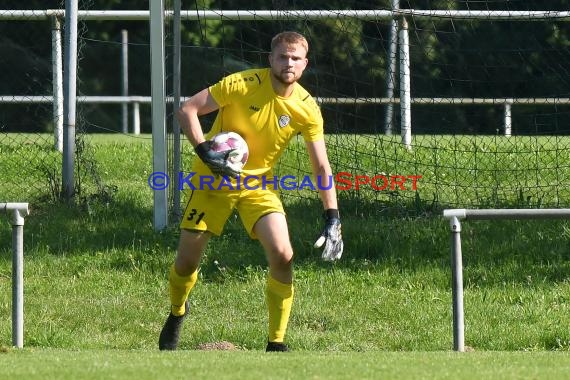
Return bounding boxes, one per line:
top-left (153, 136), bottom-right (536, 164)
top-left (210, 131), bottom-right (249, 172)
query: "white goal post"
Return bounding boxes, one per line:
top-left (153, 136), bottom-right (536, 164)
top-left (443, 208), bottom-right (570, 352)
top-left (1, 202), bottom-right (30, 349)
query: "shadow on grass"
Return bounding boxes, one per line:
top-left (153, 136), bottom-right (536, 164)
top-left (0, 196), bottom-right (173, 256)
top-left (1, 193), bottom-right (570, 286)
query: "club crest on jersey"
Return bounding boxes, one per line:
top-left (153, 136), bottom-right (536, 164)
top-left (278, 115), bottom-right (291, 128)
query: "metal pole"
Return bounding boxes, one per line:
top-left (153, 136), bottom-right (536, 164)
top-left (133, 102), bottom-right (141, 135)
top-left (121, 29), bottom-right (129, 134)
top-left (443, 208), bottom-right (570, 352)
top-left (63, 0), bottom-right (78, 200)
top-left (172, 0), bottom-right (182, 221)
top-left (398, 17), bottom-right (412, 149)
top-left (150, 0), bottom-right (168, 230)
top-left (1, 203), bottom-right (29, 349)
top-left (449, 216), bottom-right (465, 352)
top-left (51, 16), bottom-right (64, 152)
top-left (2, 9), bottom-right (570, 21)
top-left (504, 102), bottom-right (512, 137)
top-left (12, 215), bottom-right (25, 348)
top-left (384, 0), bottom-right (399, 135)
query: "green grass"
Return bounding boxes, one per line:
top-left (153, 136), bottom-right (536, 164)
top-left (2, 350), bottom-right (570, 380)
top-left (1, 133), bottom-right (570, 378)
top-left (4, 132), bottom-right (570, 209)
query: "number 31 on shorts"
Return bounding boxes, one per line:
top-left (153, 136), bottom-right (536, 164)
top-left (186, 208), bottom-right (205, 224)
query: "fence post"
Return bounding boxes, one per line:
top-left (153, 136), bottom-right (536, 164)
top-left (399, 16), bottom-right (412, 149)
top-left (443, 208), bottom-right (570, 352)
top-left (1, 202), bottom-right (30, 349)
top-left (133, 102), bottom-right (141, 135)
top-left (504, 101), bottom-right (512, 136)
top-left (51, 15), bottom-right (64, 152)
top-left (449, 215), bottom-right (465, 352)
top-left (384, 0), bottom-right (399, 136)
top-left (121, 29), bottom-right (129, 134)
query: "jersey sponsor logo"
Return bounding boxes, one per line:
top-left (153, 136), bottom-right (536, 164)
top-left (228, 76), bottom-right (256, 86)
top-left (249, 105), bottom-right (260, 112)
top-left (278, 115), bottom-right (291, 128)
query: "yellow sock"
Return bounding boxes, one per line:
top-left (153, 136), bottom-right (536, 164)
top-left (265, 274), bottom-right (294, 343)
top-left (169, 264), bottom-right (198, 316)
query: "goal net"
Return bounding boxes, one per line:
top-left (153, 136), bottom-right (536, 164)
top-left (167, 1), bottom-right (569, 218)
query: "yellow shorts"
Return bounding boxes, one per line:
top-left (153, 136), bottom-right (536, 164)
top-left (179, 172), bottom-right (284, 239)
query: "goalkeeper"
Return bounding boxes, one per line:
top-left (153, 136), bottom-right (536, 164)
top-left (159, 31), bottom-right (343, 352)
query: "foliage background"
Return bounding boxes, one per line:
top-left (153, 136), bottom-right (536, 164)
top-left (1, 0), bottom-right (569, 135)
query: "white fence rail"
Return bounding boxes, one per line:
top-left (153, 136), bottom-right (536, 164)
top-left (442, 208), bottom-right (570, 352)
top-left (3, 95), bottom-right (569, 139)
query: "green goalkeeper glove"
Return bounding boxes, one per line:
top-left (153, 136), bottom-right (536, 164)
top-left (314, 209), bottom-right (344, 261)
top-left (195, 141), bottom-right (241, 179)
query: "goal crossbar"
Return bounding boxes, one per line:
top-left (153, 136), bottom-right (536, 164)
top-left (442, 208), bottom-right (570, 352)
top-left (1, 9), bottom-right (569, 21)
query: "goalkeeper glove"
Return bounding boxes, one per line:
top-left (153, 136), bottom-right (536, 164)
top-left (314, 209), bottom-right (344, 261)
top-left (194, 141), bottom-right (241, 179)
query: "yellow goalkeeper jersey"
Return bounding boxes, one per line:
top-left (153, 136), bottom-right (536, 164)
top-left (202, 67), bottom-right (324, 176)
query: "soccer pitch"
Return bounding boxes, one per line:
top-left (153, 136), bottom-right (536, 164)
top-left (2, 134), bottom-right (570, 379)
top-left (2, 350), bottom-right (570, 379)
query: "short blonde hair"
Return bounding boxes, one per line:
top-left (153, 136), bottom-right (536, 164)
top-left (271, 31), bottom-right (309, 54)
